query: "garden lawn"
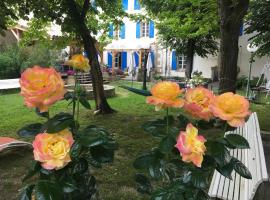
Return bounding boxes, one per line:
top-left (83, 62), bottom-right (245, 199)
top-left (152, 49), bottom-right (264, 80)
top-left (0, 80), bottom-right (269, 200)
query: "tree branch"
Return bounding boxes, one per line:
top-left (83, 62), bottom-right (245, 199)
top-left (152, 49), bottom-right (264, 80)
top-left (81, 0), bottom-right (90, 19)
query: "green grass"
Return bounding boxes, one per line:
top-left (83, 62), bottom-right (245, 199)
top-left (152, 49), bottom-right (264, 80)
top-left (0, 80), bottom-right (270, 200)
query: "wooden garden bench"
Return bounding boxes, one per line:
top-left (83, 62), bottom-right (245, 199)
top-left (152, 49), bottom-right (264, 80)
top-left (208, 112), bottom-right (269, 200)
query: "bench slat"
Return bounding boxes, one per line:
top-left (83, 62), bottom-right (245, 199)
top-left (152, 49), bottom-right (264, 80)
top-left (208, 113), bottom-right (269, 200)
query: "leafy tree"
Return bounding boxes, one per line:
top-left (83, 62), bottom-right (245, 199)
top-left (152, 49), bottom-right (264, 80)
top-left (218, 0), bottom-right (249, 93)
top-left (141, 0), bottom-right (219, 78)
top-left (20, 18), bottom-right (51, 47)
top-left (245, 0), bottom-right (270, 57)
top-left (0, 0), bottom-right (126, 114)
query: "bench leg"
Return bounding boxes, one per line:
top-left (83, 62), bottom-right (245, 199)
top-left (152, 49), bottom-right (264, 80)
top-left (253, 181), bottom-right (270, 200)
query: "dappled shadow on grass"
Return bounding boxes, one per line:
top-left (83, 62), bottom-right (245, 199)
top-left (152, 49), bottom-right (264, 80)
top-left (0, 148), bottom-right (32, 200)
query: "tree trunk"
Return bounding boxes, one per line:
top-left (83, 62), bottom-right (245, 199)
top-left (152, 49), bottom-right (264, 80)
top-left (185, 39), bottom-right (195, 79)
top-left (218, 0), bottom-right (249, 94)
top-left (66, 0), bottom-right (115, 114)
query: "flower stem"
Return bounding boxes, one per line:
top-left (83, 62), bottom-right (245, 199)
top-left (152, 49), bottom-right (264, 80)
top-left (166, 107), bottom-right (169, 134)
top-left (72, 71), bottom-right (78, 119)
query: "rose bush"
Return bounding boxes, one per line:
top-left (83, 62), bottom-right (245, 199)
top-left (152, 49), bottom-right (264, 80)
top-left (18, 59), bottom-right (117, 200)
top-left (33, 129), bottom-right (74, 170)
top-left (175, 124), bottom-right (206, 168)
top-left (20, 66), bottom-right (65, 112)
top-left (146, 81), bottom-right (184, 110)
top-left (184, 87), bottom-right (214, 121)
top-left (65, 54), bottom-right (90, 72)
top-left (128, 81), bottom-right (252, 200)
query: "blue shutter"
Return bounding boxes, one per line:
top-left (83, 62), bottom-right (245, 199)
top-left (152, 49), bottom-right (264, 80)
top-left (136, 22), bottom-right (141, 38)
top-left (108, 53), bottom-right (112, 68)
top-left (121, 52), bottom-right (127, 70)
top-left (172, 51), bottom-right (177, 70)
top-left (134, 52), bottom-right (139, 67)
top-left (109, 24), bottom-right (113, 37)
top-left (134, 0), bottom-right (140, 10)
top-left (151, 52), bottom-right (155, 67)
top-left (149, 20), bottom-right (155, 38)
top-left (120, 24), bottom-right (126, 39)
top-left (239, 24), bottom-right (244, 36)
top-left (122, 0), bottom-right (128, 10)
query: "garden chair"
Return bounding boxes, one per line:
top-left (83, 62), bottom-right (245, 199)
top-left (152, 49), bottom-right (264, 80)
top-left (0, 137), bottom-right (31, 152)
top-left (252, 64), bottom-right (270, 100)
top-left (208, 113), bottom-right (269, 200)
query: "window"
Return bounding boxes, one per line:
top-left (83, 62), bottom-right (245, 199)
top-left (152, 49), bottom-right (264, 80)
top-left (177, 55), bottom-right (187, 70)
top-left (114, 52), bottom-right (122, 68)
top-left (114, 27), bottom-right (121, 39)
top-left (141, 22), bottom-right (149, 37)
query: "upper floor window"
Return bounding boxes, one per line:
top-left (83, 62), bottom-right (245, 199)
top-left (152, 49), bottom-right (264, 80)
top-left (114, 28), bottom-right (121, 39)
top-left (177, 55), bottom-right (187, 70)
top-left (134, 0), bottom-right (140, 10)
top-left (141, 22), bottom-right (150, 37)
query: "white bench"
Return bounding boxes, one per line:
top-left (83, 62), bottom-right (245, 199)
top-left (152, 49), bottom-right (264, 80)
top-left (208, 112), bottom-right (269, 200)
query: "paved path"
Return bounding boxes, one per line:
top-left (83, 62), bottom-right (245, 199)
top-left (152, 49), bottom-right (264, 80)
top-left (0, 79), bottom-right (20, 90)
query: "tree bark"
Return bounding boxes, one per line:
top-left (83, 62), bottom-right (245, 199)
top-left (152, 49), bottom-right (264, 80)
top-left (66, 0), bottom-right (115, 114)
top-left (185, 39), bottom-right (195, 79)
top-left (218, 0), bottom-right (249, 94)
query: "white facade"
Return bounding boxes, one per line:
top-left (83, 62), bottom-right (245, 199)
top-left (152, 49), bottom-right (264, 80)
top-left (101, 0), bottom-right (270, 79)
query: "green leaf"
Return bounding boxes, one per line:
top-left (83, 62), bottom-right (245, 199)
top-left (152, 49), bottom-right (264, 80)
top-left (44, 113), bottom-right (74, 133)
top-left (225, 134), bottom-right (250, 149)
top-left (79, 97), bottom-right (91, 110)
top-left (206, 141), bottom-right (231, 167)
top-left (35, 108), bottom-right (49, 119)
top-left (90, 142), bottom-right (117, 163)
top-left (176, 114), bottom-right (189, 128)
top-left (159, 136), bottom-right (176, 153)
top-left (23, 161), bottom-right (41, 182)
top-left (18, 123), bottom-right (43, 137)
top-left (183, 171), bottom-right (209, 189)
top-left (134, 149), bottom-right (164, 169)
top-left (87, 157), bottom-right (102, 168)
top-left (119, 85), bottom-right (151, 96)
top-left (142, 119), bottom-right (167, 137)
top-left (71, 158), bottom-right (88, 175)
top-left (135, 173), bottom-right (152, 194)
top-left (60, 177), bottom-right (77, 193)
top-left (70, 141), bottom-right (82, 160)
top-left (35, 180), bottom-right (63, 200)
top-left (195, 190), bottom-right (210, 200)
top-left (231, 158), bottom-right (252, 179)
top-left (78, 131), bottom-right (108, 147)
top-left (19, 184), bottom-right (35, 200)
top-left (151, 181), bottom-right (184, 200)
top-left (216, 161), bottom-right (234, 179)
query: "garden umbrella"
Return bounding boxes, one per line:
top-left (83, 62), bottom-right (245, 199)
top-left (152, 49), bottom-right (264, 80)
top-left (146, 52), bottom-right (153, 77)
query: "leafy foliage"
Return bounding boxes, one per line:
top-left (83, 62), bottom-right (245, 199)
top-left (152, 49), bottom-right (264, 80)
top-left (134, 115), bottom-right (252, 199)
top-left (245, 0), bottom-right (270, 57)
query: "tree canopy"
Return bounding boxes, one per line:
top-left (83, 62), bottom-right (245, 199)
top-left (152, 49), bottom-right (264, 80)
top-left (245, 0), bottom-right (270, 57)
top-left (141, 0), bottom-right (219, 78)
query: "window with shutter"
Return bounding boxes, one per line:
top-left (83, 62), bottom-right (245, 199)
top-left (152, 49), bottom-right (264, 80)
top-left (134, 0), bottom-right (140, 10)
top-left (141, 22), bottom-right (149, 37)
top-left (149, 21), bottom-right (155, 38)
top-left (122, 0), bottom-right (128, 10)
top-left (136, 22), bottom-right (141, 38)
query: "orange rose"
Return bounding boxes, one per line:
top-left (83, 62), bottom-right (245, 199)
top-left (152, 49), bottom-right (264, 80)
top-left (33, 129), bottom-right (74, 170)
top-left (175, 124), bottom-right (206, 167)
top-left (66, 54), bottom-right (90, 72)
top-left (146, 81), bottom-right (184, 110)
top-left (184, 87), bottom-right (214, 121)
top-left (20, 66), bottom-right (65, 112)
top-left (210, 92), bottom-right (251, 127)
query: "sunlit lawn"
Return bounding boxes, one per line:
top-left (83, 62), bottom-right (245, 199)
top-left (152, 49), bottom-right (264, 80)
top-left (0, 80), bottom-right (269, 200)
